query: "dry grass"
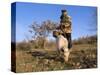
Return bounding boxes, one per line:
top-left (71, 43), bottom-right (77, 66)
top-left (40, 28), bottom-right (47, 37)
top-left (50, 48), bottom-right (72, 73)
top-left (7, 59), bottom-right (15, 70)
top-left (14, 35), bottom-right (97, 73)
top-left (15, 43), bottom-right (97, 73)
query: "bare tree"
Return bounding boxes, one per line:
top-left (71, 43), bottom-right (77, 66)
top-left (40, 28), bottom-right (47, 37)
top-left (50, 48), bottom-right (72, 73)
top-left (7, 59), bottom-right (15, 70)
top-left (29, 20), bottom-right (58, 49)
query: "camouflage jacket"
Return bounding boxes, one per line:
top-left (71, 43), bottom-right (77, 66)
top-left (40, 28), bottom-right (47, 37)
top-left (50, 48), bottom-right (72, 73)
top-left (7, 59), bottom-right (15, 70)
top-left (57, 15), bottom-right (72, 33)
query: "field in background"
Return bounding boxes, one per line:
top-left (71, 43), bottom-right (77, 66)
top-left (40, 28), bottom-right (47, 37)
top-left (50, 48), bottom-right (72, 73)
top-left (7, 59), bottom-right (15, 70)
top-left (14, 35), bottom-right (97, 73)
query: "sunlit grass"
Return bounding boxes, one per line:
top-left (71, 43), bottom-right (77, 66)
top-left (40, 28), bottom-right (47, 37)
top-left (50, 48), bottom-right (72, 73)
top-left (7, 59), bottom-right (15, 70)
top-left (15, 44), bottom-right (97, 73)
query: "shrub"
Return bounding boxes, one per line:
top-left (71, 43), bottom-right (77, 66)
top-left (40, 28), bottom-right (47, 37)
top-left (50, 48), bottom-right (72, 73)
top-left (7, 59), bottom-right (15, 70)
top-left (16, 41), bottom-right (31, 51)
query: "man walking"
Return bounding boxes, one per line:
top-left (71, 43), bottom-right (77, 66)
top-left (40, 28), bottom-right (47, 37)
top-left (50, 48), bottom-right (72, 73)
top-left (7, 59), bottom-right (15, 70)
top-left (57, 9), bottom-right (72, 50)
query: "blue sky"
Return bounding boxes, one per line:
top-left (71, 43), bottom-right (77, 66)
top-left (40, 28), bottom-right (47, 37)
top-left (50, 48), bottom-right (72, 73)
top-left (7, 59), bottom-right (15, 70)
top-left (12, 2), bottom-right (97, 42)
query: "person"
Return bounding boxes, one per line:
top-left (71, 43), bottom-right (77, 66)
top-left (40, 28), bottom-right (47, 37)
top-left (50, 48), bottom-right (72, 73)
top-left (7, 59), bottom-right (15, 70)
top-left (57, 9), bottom-right (72, 50)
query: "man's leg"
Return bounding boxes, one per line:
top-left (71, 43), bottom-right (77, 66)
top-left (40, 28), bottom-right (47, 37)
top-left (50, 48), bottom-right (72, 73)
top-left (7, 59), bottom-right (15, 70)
top-left (66, 33), bottom-right (72, 49)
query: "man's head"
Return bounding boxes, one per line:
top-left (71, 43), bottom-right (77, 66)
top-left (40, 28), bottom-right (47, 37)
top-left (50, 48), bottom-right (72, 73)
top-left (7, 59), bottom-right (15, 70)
top-left (61, 9), bottom-right (67, 15)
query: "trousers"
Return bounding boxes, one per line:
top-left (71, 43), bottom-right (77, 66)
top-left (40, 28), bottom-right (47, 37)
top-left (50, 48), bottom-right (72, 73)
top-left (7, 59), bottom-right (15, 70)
top-left (62, 33), bottom-right (72, 49)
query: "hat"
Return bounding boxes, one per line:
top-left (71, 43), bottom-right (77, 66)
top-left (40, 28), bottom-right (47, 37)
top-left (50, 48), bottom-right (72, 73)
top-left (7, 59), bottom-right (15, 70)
top-left (61, 9), bottom-right (67, 12)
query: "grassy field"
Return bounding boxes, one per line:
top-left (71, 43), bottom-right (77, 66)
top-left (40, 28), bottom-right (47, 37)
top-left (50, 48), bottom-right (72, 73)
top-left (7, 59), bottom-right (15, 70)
top-left (15, 43), bottom-right (97, 73)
